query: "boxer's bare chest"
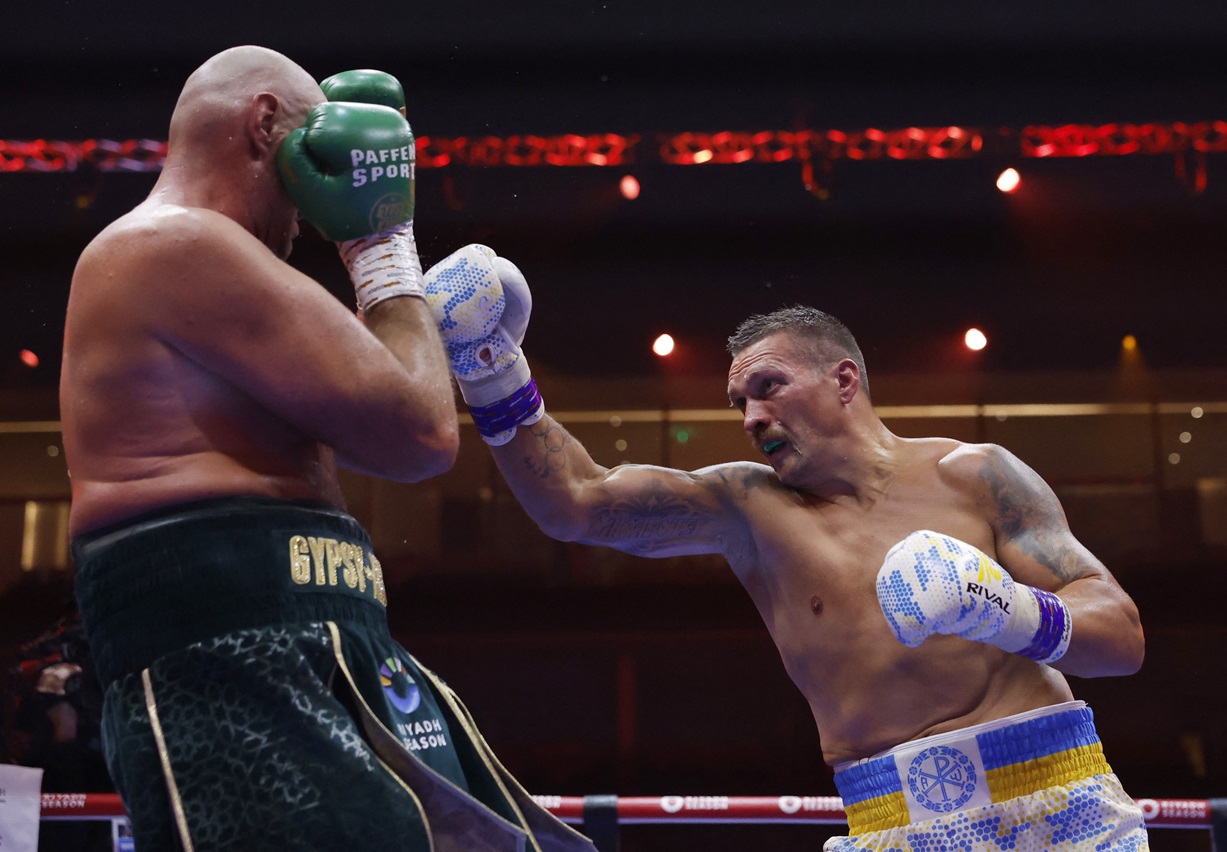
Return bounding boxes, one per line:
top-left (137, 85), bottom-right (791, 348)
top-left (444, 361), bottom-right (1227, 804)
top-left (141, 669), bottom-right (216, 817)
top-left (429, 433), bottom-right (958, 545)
top-left (729, 453), bottom-right (992, 648)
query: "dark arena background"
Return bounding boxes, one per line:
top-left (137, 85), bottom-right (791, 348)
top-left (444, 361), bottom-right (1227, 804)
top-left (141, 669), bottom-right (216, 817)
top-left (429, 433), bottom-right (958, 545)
top-left (2, 3), bottom-right (1226, 849)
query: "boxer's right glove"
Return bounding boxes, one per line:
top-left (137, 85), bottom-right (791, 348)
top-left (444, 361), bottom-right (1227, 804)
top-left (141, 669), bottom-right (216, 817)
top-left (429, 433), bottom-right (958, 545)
top-left (423, 244), bottom-right (544, 445)
top-left (276, 97), bottom-right (421, 312)
top-left (875, 530), bottom-right (1072, 664)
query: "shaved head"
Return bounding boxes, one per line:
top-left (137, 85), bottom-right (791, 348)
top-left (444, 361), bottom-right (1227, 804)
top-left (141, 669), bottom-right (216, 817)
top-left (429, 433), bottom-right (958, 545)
top-left (168, 45), bottom-right (321, 153)
top-left (154, 45), bottom-right (325, 252)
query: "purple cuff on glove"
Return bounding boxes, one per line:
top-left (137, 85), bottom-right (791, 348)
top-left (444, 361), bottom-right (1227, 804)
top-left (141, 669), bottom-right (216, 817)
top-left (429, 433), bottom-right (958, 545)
top-left (469, 378), bottom-right (543, 439)
top-left (1017, 588), bottom-right (1072, 663)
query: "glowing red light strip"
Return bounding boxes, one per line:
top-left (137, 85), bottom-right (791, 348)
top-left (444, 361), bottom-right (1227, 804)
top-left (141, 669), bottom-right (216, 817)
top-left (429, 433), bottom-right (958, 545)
top-left (2, 122), bottom-right (1224, 173)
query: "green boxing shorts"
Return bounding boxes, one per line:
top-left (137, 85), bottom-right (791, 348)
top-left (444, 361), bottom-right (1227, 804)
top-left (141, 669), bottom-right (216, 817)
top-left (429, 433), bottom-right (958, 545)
top-left (74, 495), bottom-right (594, 852)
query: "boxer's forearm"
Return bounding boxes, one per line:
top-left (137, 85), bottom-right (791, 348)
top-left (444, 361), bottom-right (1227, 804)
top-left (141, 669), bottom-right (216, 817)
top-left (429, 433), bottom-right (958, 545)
top-left (490, 412), bottom-right (609, 542)
top-left (1042, 576), bottom-right (1144, 678)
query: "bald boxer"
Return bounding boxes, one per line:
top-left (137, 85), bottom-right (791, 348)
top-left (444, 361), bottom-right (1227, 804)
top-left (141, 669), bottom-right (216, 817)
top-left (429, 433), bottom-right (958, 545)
top-left (423, 246), bottom-right (1150, 851)
top-left (62, 50), bottom-right (592, 851)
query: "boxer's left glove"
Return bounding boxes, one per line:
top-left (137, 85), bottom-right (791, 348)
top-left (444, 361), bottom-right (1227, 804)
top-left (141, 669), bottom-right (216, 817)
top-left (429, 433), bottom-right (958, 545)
top-left (875, 530), bottom-right (1072, 664)
top-left (423, 244), bottom-right (544, 445)
top-left (320, 68), bottom-right (407, 116)
top-left (277, 93), bottom-right (420, 312)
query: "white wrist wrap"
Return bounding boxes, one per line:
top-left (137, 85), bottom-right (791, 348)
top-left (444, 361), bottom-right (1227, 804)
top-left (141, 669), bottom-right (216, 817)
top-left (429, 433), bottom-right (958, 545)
top-left (338, 221), bottom-right (424, 312)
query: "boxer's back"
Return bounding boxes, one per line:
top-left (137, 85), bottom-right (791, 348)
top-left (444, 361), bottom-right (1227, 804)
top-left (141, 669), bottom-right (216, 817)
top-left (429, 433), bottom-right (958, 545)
top-left (60, 202), bottom-right (343, 538)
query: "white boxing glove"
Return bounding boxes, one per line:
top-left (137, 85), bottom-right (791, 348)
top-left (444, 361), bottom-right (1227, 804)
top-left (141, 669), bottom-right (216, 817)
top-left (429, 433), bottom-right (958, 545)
top-left (875, 530), bottom-right (1072, 664)
top-left (424, 244), bottom-right (544, 445)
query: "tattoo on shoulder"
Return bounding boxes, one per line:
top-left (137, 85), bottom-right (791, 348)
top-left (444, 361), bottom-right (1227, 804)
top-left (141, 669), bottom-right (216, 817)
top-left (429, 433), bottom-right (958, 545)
top-left (521, 421), bottom-right (568, 479)
top-left (979, 448), bottom-right (1083, 583)
top-left (981, 451), bottom-right (1032, 537)
top-left (706, 464), bottom-right (770, 500)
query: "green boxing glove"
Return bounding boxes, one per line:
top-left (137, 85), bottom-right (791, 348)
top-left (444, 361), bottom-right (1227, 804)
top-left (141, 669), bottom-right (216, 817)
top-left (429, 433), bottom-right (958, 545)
top-left (278, 101), bottom-right (413, 240)
top-left (277, 101), bottom-right (422, 311)
top-left (321, 68), bottom-right (406, 116)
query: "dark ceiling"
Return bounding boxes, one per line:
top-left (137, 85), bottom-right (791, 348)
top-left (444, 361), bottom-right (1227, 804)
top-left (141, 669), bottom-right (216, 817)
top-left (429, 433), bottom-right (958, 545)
top-left (4, 1), bottom-right (1227, 391)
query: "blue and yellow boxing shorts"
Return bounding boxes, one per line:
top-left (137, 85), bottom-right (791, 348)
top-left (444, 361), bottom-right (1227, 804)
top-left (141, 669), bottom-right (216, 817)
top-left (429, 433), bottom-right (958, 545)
top-left (826, 702), bottom-right (1148, 851)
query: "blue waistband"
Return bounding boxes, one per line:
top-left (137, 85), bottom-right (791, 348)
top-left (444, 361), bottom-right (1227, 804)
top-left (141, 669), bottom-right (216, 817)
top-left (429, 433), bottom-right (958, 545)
top-left (835, 704), bottom-right (1101, 807)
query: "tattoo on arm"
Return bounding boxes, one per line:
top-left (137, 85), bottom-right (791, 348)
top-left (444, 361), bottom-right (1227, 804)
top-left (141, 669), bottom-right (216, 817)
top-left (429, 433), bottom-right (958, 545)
top-left (521, 420), bottom-right (568, 479)
top-left (586, 480), bottom-right (707, 552)
top-left (706, 464), bottom-right (768, 501)
top-left (734, 466), bottom-right (770, 499)
top-left (981, 450), bottom-right (1085, 584)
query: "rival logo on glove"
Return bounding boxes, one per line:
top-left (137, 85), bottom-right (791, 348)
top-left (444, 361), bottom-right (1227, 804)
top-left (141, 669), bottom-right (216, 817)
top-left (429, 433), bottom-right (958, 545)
top-left (350, 144), bottom-right (415, 188)
top-left (966, 581), bottom-right (1011, 614)
top-left (968, 554), bottom-right (1010, 613)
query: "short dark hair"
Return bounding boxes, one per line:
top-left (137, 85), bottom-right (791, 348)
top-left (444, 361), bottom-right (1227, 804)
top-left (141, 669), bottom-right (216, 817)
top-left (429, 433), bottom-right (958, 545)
top-left (727, 305), bottom-right (870, 397)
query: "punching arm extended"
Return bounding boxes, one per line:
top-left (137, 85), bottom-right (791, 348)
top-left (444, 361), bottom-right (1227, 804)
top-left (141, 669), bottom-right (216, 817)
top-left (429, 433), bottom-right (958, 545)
top-left (495, 413), bottom-right (750, 558)
top-left (424, 245), bottom-right (748, 557)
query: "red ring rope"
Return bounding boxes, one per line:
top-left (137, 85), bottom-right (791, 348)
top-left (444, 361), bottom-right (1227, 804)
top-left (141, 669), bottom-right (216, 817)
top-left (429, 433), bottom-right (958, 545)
top-left (39, 792), bottom-right (1216, 829)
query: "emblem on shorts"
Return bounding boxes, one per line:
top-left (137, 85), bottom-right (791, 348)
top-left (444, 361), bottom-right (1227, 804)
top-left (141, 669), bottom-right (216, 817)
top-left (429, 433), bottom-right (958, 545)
top-left (906, 746), bottom-right (978, 813)
top-left (380, 656), bottom-right (421, 714)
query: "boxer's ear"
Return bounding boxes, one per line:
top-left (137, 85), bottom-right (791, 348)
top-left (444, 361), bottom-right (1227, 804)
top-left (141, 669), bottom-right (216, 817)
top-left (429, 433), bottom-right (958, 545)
top-left (248, 92), bottom-right (281, 156)
top-left (835, 359), bottom-right (861, 404)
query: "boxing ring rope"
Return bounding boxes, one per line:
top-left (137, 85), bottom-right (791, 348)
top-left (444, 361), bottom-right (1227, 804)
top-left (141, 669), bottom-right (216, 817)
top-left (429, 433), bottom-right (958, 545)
top-left (39, 792), bottom-right (1227, 849)
top-left (528, 794), bottom-right (1221, 829)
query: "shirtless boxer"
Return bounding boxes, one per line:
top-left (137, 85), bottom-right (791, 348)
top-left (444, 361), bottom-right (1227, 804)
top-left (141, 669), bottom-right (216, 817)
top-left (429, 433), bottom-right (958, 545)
top-left (422, 244), bottom-right (1150, 851)
top-left (61, 49), bottom-right (592, 851)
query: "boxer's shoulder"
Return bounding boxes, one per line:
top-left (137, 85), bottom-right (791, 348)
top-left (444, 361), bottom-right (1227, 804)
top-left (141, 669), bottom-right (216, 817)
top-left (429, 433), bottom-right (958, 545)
top-left (931, 440), bottom-right (1007, 487)
top-left (933, 442), bottom-right (1046, 517)
top-left (692, 460), bottom-right (777, 502)
top-left (80, 202), bottom-right (248, 272)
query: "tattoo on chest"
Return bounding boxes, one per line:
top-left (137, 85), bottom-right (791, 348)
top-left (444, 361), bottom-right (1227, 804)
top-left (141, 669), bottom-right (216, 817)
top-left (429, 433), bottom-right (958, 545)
top-left (522, 422), bottom-right (567, 479)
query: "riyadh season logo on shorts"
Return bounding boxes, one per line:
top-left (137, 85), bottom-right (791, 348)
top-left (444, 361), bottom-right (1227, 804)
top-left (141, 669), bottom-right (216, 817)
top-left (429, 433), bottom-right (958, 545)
top-left (379, 656), bottom-right (421, 714)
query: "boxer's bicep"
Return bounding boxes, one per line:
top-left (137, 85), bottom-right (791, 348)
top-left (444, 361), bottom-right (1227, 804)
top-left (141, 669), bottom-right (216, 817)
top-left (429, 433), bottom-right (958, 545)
top-left (575, 463), bottom-right (752, 558)
top-left (492, 413), bottom-right (750, 556)
top-left (975, 444), bottom-right (1105, 591)
top-left (155, 212), bottom-right (385, 406)
top-left (151, 212), bottom-right (453, 473)
top-left (977, 446), bottom-right (1145, 676)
